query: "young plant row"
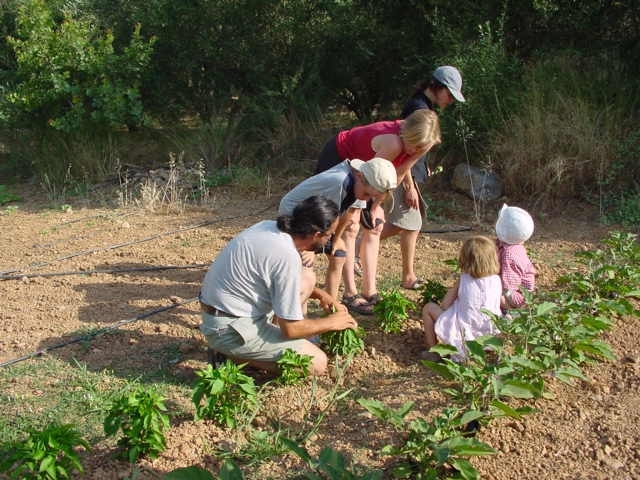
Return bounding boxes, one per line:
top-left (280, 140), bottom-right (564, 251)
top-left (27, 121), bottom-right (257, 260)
top-left (1, 232), bottom-right (636, 479)
top-left (357, 231), bottom-right (639, 479)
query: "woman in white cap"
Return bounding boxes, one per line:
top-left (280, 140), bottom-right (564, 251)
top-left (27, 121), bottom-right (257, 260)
top-left (383, 66), bottom-right (466, 291)
top-left (279, 157), bottom-right (397, 315)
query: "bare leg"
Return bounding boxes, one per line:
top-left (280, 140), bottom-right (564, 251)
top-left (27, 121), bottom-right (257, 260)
top-left (325, 255), bottom-right (346, 300)
top-left (422, 302), bottom-right (442, 348)
top-left (399, 228), bottom-right (420, 287)
top-left (338, 210), bottom-right (361, 298)
top-left (361, 204), bottom-right (385, 298)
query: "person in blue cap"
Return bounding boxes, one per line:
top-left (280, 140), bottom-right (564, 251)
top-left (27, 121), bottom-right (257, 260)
top-left (373, 66), bottom-right (465, 291)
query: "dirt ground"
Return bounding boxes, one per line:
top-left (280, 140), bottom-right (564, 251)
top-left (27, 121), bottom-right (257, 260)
top-left (0, 184), bottom-right (638, 479)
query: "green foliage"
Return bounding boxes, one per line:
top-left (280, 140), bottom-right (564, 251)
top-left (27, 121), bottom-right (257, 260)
top-left (490, 52), bottom-right (639, 205)
top-left (276, 349), bottom-right (312, 386)
top-left (2, 0), bottom-right (155, 132)
top-left (164, 460), bottom-right (244, 480)
top-left (284, 438), bottom-right (383, 480)
top-left (0, 185), bottom-right (21, 205)
top-left (441, 20), bottom-right (523, 155)
top-left (424, 338), bottom-right (545, 412)
top-left (103, 387), bottom-right (170, 462)
top-left (359, 402), bottom-right (495, 480)
top-left (321, 327), bottom-right (365, 356)
top-left (0, 423), bottom-right (89, 479)
top-left (192, 361), bottom-right (258, 428)
top-left (418, 280), bottom-right (448, 306)
top-left (373, 289), bottom-right (415, 334)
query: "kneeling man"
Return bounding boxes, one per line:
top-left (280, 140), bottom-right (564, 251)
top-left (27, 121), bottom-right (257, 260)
top-left (199, 196), bottom-right (357, 375)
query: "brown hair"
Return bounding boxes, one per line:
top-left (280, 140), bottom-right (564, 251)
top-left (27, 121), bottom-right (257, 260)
top-left (400, 109), bottom-right (441, 150)
top-left (458, 236), bottom-right (500, 278)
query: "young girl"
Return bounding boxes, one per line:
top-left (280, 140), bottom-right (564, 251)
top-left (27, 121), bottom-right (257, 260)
top-left (495, 204), bottom-right (536, 310)
top-left (421, 236), bottom-right (502, 361)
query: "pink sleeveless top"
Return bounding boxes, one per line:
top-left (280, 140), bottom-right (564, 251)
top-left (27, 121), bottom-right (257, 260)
top-left (335, 120), bottom-right (410, 168)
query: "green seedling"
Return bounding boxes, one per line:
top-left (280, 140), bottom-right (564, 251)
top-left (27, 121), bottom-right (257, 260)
top-left (423, 337), bottom-right (544, 412)
top-left (165, 460), bottom-right (245, 479)
top-left (104, 387), bottom-right (170, 462)
top-left (277, 349), bottom-right (312, 385)
top-left (373, 289), bottom-right (415, 333)
top-left (358, 400), bottom-right (495, 479)
top-left (321, 327), bottom-right (365, 356)
top-left (284, 438), bottom-right (383, 480)
top-left (418, 279), bottom-right (448, 306)
top-left (192, 361), bottom-right (258, 428)
top-left (0, 423), bottom-right (89, 480)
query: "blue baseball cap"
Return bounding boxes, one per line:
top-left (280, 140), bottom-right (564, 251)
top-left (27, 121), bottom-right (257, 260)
top-left (433, 66), bottom-right (465, 102)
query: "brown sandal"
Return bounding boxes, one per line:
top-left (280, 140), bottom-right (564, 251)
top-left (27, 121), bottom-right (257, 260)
top-left (342, 294), bottom-right (373, 315)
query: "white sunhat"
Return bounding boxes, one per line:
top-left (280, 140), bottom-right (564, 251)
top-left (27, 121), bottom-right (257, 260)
top-left (433, 65), bottom-right (465, 103)
top-left (495, 204), bottom-right (534, 245)
top-left (350, 158), bottom-right (397, 193)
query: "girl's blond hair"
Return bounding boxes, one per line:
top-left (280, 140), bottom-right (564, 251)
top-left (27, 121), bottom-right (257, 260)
top-left (458, 235), bottom-right (500, 278)
top-left (400, 109), bottom-right (441, 149)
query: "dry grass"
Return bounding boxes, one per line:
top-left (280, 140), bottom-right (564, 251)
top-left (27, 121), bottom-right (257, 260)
top-left (488, 54), bottom-right (634, 209)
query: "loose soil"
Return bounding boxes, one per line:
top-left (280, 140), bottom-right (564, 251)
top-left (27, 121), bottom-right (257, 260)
top-left (0, 185), bottom-right (638, 480)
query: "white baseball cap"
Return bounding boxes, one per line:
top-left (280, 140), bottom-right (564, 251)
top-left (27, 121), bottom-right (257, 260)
top-left (433, 66), bottom-right (465, 103)
top-left (495, 204), bottom-right (534, 245)
top-left (350, 158), bottom-right (397, 193)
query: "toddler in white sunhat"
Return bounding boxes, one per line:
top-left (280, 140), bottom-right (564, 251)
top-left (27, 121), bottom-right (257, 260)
top-left (495, 204), bottom-right (536, 310)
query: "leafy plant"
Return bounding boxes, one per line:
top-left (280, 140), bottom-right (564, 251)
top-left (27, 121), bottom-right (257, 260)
top-left (423, 337), bottom-right (544, 412)
top-left (321, 327), bottom-right (365, 356)
top-left (373, 289), bottom-right (415, 334)
top-left (0, 423), bottom-right (89, 480)
top-left (284, 438), bottom-right (383, 480)
top-left (192, 361), bottom-right (258, 427)
top-left (104, 387), bottom-right (170, 462)
top-left (165, 460), bottom-right (245, 480)
top-left (277, 348), bottom-right (312, 385)
top-left (358, 400), bottom-right (496, 479)
top-left (418, 280), bottom-right (448, 306)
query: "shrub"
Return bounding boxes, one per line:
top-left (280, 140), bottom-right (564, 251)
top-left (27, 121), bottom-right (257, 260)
top-left (276, 348), bottom-right (312, 385)
top-left (373, 289), bottom-right (415, 334)
top-left (192, 361), bottom-right (258, 428)
top-left (0, 423), bottom-right (89, 479)
top-left (103, 387), bottom-right (170, 462)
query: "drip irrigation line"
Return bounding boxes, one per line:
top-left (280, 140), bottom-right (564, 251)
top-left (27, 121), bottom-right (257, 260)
top-left (0, 203), bottom-right (275, 276)
top-left (421, 225), bottom-right (472, 233)
top-left (55, 211), bottom-right (136, 228)
top-left (0, 297), bottom-right (198, 368)
top-left (0, 263), bottom-right (209, 281)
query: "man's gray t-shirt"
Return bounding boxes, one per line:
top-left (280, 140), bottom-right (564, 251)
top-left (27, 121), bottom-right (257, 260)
top-left (278, 160), bottom-right (364, 215)
top-left (200, 220), bottom-right (303, 321)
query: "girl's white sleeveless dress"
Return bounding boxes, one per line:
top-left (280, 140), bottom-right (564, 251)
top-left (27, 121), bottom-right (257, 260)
top-left (434, 273), bottom-right (502, 359)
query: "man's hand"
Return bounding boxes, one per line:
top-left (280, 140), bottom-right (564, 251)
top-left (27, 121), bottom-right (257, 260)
top-left (329, 309), bottom-right (358, 331)
top-left (300, 250), bottom-right (316, 268)
top-left (319, 291), bottom-right (342, 315)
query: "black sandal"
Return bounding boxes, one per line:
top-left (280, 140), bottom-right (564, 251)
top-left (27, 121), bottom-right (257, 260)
top-left (342, 294), bottom-right (374, 315)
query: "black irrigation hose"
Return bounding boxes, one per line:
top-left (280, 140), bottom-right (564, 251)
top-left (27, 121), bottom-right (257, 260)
top-left (421, 225), bottom-right (472, 233)
top-left (54, 211), bottom-right (136, 228)
top-left (0, 263), bottom-right (210, 281)
top-left (0, 297), bottom-right (199, 368)
top-left (0, 204), bottom-right (275, 276)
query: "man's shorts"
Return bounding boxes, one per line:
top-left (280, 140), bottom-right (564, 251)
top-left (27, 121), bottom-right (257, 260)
top-left (200, 312), bottom-right (308, 362)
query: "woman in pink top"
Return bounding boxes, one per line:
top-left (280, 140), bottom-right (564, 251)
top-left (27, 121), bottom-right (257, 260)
top-left (315, 109), bottom-right (441, 314)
